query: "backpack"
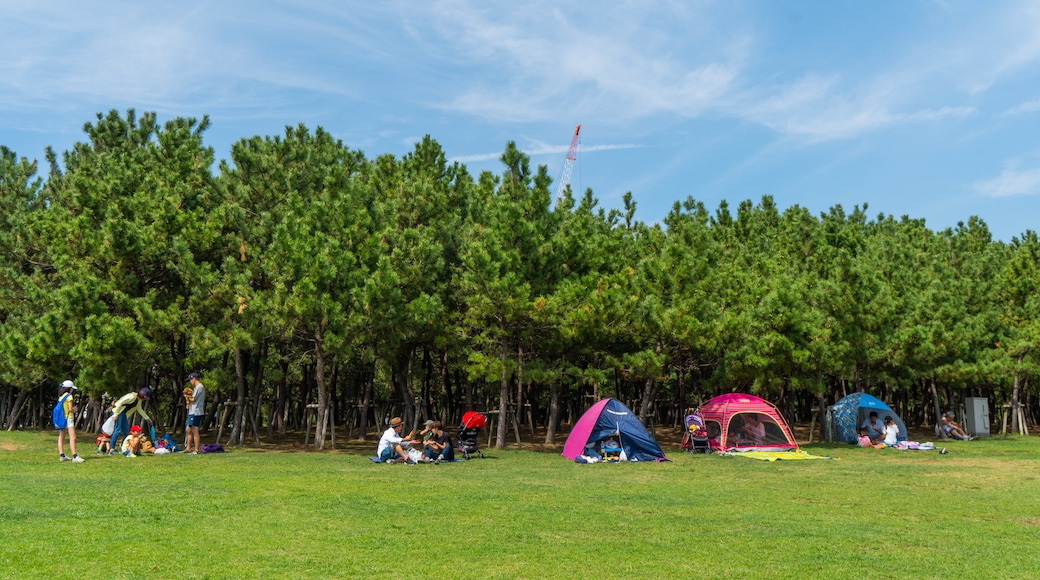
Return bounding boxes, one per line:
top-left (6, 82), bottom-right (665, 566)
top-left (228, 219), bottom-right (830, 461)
top-left (199, 443), bottom-right (224, 453)
top-left (52, 394), bottom-right (70, 430)
top-left (159, 433), bottom-right (180, 452)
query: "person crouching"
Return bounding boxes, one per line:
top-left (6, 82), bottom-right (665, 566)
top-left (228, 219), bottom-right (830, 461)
top-left (122, 425), bottom-right (145, 457)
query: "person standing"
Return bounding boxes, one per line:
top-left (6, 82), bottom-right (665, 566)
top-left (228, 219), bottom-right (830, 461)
top-left (108, 388), bottom-right (151, 455)
top-left (55, 380), bottom-right (84, 463)
top-left (185, 372), bottom-right (206, 454)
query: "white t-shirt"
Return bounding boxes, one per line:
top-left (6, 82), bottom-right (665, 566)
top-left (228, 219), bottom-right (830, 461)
top-left (377, 427), bottom-right (405, 457)
top-left (883, 423), bottom-right (899, 445)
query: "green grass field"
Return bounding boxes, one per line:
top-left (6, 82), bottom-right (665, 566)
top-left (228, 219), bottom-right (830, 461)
top-left (2, 431), bottom-right (1039, 579)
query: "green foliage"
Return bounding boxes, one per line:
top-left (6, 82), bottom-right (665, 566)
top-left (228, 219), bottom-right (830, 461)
top-left (1, 110), bottom-right (1036, 432)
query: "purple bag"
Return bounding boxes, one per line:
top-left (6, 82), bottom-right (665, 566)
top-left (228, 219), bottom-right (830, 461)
top-left (199, 443), bottom-right (225, 453)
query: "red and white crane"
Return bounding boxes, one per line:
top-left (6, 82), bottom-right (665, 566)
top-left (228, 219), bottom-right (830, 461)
top-left (554, 124), bottom-right (581, 201)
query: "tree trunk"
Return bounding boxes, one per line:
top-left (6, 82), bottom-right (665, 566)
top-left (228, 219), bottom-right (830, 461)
top-left (462, 370), bottom-right (474, 412)
top-left (544, 376), bottom-right (561, 444)
top-left (358, 361), bottom-right (374, 441)
top-left (1011, 354), bottom-right (1025, 433)
top-left (228, 348), bottom-right (248, 445)
top-left (275, 358), bottom-right (288, 436)
top-left (676, 361), bottom-right (686, 426)
top-left (391, 347), bottom-right (417, 433)
top-left (639, 377), bottom-right (658, 429)
top-left (440, 349), bottom-right (454, 425)
top-left (251, 340), bottom-right (266, 432)
top-left (5, 389), bottom-right (30, 431)
top-left (496, 339), bottom-right (509, 450)
top-left (516, 343), bottom-right (524, 432)
top-left (314, 334), bottom-right (329, 449)
top-left (929, 377), bottom-right (946, 440)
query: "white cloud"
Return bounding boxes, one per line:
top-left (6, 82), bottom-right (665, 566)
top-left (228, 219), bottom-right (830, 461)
top-left (451, 142), bottom-right (638, 164)
top-left (1001, 98), bottom-right (1040, 116)
top-left (424, 2), bottom-right (746, 123)
top-left (975, 163), bottom-right (1040, 197)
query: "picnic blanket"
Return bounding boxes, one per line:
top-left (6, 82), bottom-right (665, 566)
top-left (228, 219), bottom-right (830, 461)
top-left (368, 456), bottom-right (463, 463)
top-left (889, 441), bottom-right (935, 450)
top-left (729, 450), bottom-right (834, 461)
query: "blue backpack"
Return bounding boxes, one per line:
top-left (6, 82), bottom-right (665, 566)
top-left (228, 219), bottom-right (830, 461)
top-left (159, 433), bottom-right (181, 452)
top-left (52, 393), bottom-right (70, 429)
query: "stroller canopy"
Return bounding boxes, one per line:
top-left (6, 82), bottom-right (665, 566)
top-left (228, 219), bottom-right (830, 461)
top-left (697, 393), bottom-right (798, 452)
top-left (562, 398), bottom-right (667, 462)
top-left (826, 393), bottom-right (907, 444)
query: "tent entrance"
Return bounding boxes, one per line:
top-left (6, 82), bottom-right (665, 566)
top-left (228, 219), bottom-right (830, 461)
top-left (726, 412), bottom-right (791, 449)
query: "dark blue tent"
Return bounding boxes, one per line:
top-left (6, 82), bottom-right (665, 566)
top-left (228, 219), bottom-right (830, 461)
top-left (825, 393), bottom-right (907, 443)
top-left (562, 398), bottom-right (667, 461)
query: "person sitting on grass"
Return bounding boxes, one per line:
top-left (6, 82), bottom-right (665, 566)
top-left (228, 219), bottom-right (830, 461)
top-left (882, 416), bottom-right (900, 446)
top-left (859, 411), bottom-right (885, 445)
top-left (941, 411), bottom-right (975, 440)
top-left (377, 417), bottom-right (418, 464)
top-left (422, 420), bottom-right (454, 463)
top-left (122, 425), bottom-right (145, 457)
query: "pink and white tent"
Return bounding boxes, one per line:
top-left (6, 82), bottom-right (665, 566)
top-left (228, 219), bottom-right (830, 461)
top-left (697, 393), bottom-right (798, 452)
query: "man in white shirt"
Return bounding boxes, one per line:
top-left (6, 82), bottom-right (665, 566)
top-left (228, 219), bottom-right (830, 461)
top-left (377, 416), bottom-right (417, 464)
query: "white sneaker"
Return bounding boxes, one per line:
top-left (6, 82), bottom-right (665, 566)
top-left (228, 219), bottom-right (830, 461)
top-left (59, 456), bottom-right (71, 462)
top-left (71, 456), bottom-right (85, 463)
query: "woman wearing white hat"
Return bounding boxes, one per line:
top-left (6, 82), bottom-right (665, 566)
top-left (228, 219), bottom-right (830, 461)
top-left (54, 380), bottom-right (84, 462)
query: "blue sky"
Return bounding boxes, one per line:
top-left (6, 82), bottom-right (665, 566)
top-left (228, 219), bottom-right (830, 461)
top-left (3, 1), bottom-right (1040, 241)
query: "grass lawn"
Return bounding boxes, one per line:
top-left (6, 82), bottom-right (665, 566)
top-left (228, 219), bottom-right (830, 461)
top-left (2, 430), bottom-right (1039, 579)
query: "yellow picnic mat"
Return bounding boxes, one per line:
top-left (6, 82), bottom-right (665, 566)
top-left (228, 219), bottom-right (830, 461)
top-left (729, 450), bottom-right (834, 461)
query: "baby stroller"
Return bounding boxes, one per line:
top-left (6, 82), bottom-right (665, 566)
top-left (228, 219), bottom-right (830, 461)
top-left (456, 411), bottom-right (487, 459)
top-left (680, 412), bottom-right (712, 454)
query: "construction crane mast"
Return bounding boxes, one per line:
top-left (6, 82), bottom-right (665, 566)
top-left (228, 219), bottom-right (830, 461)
top-left (554, 124), bottom-right (581, 202)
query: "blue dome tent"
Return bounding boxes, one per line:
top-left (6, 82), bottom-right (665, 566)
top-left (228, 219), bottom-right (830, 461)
top-left (825, 393), bottom-right (907, 444)
top-left (562, 398), bottom-right (668, 462)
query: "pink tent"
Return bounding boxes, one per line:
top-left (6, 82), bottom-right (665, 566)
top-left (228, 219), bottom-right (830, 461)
top-left (697, 393), bottom-right (798, 452)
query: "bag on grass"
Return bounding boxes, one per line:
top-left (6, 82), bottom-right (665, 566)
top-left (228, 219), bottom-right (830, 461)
top-left (200, 443), bottom-right (224, 453)
top-left (159, 433), bottom-right (180, 452)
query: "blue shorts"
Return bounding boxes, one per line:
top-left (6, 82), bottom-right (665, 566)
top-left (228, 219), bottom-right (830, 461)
top-left (379, 447), bottom-right (401, 462)
top-left (187, 415), bottom-right (204, 427)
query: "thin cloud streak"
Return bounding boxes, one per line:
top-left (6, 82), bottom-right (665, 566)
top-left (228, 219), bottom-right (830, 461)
top-left (975, 163), bottom-right (1040, 198)
top-left (451, 143), bottom-right (639, 164)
